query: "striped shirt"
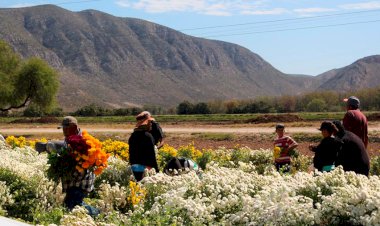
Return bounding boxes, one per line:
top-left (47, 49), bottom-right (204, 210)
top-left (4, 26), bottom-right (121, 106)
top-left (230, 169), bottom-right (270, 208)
top-left (274, 136), bottom-right (297, 163)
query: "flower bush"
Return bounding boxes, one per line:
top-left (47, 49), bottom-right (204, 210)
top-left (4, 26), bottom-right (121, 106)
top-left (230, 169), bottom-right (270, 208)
top-left (2, 138), bottom-right (380, 225)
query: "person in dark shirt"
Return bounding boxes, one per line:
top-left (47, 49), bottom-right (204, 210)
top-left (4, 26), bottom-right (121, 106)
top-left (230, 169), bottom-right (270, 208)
top-left (128, 114), bottom-right (159, 181)
top-left (309, 121), bottom-right (341, 172)
top-left (332, 120), bottom-right (370, 176)
top-left (343, 96), bottom-right (368, 148)
top-left (136, 111), bottom-right (165, 149)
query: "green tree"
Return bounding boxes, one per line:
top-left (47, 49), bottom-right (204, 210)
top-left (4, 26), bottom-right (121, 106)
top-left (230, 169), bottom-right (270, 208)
top-left (193, 102), bottom-right (211, 114)
top-left (177, 101), bottom-right (193, 114)
top-left (306, 98), bottom-right (327, 112)
top-left (0, 40), bottom-right (59, 112)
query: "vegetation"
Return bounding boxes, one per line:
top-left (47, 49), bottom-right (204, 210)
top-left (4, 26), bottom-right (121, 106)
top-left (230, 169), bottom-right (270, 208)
top-left (0, 40), bottom-right (59, 113)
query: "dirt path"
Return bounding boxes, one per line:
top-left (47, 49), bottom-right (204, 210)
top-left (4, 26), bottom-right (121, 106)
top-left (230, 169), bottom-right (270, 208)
top-left (2, 125), bottom-right (380, 134)
top-left (2, 123), bottom-right (380, 157)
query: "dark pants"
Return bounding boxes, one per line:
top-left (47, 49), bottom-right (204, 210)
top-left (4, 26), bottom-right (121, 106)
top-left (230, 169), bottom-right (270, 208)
top-left (275, 162), bottom-right (291, 173)
top-left (64, 187), bottom-right (100, 216)
top-left (132, 171), bottom-right (144, 181)
top-left (64, 187), bottom-right (87, 210)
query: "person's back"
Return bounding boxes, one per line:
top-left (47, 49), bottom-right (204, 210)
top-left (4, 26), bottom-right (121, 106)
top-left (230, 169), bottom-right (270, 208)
top-left (128, 130), bottom-right (159, 172)
top-left (343, 109), bottom-right (368, 147)
top-left (343, 96), bottom-right (368, 148)
top-left (335, 130), bottom-right (370, 176)
top-left (312, 136), bottom-right (341, 172)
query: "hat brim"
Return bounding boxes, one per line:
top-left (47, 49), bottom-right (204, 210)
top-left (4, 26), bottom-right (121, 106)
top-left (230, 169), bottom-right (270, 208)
top-left (135, 116), bottom-right (154, 127)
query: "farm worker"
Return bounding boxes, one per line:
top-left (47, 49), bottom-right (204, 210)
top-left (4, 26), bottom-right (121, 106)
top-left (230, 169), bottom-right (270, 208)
top-left (309, 121), bottom-right (341, 172)
top-left (343, 96), bottom-right (368, 148)
top-left (333, 120), bottom-right (370, 176)
top-left (129, 112), bottom-right (159, 181)
top-left (58, 116), bottom-right (99, 216)
top-left (273, 124), bottom-right (298, 172)
top-left (164, 157), bottom-right (199, 175)
top-left (136, 111), bottom-right (165, 151)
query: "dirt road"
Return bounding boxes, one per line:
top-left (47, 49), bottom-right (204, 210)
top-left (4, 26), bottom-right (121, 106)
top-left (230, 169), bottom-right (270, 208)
top-left (2, 125), bottom-right (380, 134)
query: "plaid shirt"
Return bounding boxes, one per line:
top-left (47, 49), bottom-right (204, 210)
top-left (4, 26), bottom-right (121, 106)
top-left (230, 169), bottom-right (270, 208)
top-left (61, 128), bottom-right (95, 193)
top-left (62, 170), bottom-right (95, 193)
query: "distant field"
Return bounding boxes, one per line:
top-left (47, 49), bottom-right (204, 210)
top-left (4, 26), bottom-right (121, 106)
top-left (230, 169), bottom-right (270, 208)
top-left (1, 111), bottom-right (379, 125)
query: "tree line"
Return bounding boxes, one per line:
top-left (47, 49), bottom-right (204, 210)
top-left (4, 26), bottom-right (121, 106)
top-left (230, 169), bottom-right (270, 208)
top-left (2, 38), bottom-right (380, 117)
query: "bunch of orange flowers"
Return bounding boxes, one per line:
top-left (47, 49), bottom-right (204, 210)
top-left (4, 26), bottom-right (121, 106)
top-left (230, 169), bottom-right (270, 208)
top-left (72, 130), bottom-right (110, 175)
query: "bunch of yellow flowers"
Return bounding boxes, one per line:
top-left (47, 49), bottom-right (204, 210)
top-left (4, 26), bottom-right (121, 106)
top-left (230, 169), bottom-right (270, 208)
top-left (101, 139), bottom-right (129, 161)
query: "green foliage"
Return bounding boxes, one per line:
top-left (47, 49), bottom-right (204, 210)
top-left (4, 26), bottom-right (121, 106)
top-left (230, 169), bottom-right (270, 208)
top-left (196, 150), bottom-right (214, 170)
top-left (32, 207), bottom-right (66, 225)
top-left (370, 156), bottom-right (380, 175)
top-left (74, 104), bottom-right (112, 116)
top-left (177, 101), bottom-right (193, 114)
top-left (0, 168), bottom-right (39, 222)
top-left (0, 40), bottom-right (59, 113)
top-left (306, 98), bottom-right (327, 112)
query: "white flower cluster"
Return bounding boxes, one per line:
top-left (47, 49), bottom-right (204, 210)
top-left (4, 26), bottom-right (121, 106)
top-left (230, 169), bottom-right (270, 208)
top-left (59, 206), bottom-right (97, 226)
top-left (3, 143), bottom-right (380, 225)
top-left (0, 181), bottom-right (14, 214)
top-left (97, 182), bottom-right (128, 212)
top-left (129, 165), bottom-right (380, 225)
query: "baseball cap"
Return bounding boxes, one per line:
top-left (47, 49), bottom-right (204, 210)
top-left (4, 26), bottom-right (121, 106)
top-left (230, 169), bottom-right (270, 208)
top-left (57, 116), bottom-right (78, 129)
top-left (343, 96), bottom-right (360, 109)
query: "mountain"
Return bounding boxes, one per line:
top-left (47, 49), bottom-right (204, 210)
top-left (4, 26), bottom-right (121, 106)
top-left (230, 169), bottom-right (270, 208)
top-left (316, 55), bottom-right (380, 91)
top-left (0, 4), bottom-right (317, 111)
top-left (1, 5), bottom-right (379, 111)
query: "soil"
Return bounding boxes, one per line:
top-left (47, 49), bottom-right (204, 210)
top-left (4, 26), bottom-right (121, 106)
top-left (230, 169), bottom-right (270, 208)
top-left (2, 114), bottom-right (380, 157)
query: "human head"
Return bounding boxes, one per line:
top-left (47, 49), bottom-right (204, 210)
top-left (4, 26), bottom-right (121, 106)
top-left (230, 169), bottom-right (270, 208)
top-left (343, 96), bottom-right (360, 110)
top-left (318, 121), bottom-right (338, 137)
top-left (275, 124), bottom-right (285, 136)
top-left (332, 120), bottom-right (345, 138)
top-left (58, 116), bottom-right (79, 137)
top-left (135, 111), bottom-right (155, 129)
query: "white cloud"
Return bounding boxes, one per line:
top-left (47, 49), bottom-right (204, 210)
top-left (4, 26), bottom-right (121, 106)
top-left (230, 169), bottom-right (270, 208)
top-left (293, 7), bottom-right (336, 14)
top-left (340, 1), bottom-right (380, 10)
top-left (8, 3), bottom-right (36, 8)
top-left (114, 0), bottom-right (279, 16)
top-left (241, 8), bottom-right (288, 15)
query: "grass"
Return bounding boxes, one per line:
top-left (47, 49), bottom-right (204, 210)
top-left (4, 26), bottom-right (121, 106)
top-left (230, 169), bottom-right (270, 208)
top-left (0, 111), bottom-right (378, 124)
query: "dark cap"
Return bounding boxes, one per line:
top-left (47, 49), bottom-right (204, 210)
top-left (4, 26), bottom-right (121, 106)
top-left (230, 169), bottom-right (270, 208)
top-left (57, 116), bottom-right (78, 129)
top-left (275, 124), bottom-right (285, 129)
top-left (318, 121), bottom-right (337, 133)
top-left (343, 96), bottom-right (360, 109)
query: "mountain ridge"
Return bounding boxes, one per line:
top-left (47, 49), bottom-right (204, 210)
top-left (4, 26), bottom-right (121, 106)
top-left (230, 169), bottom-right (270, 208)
top-left (0, 5), bottom-right (379, 111)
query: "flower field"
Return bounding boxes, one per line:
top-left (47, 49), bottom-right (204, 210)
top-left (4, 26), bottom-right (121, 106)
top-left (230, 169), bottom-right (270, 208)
top-left (2, 137), bottom-right (380, 225)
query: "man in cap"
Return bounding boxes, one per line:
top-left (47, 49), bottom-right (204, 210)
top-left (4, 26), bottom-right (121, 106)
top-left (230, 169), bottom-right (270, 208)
top-left (343, 96), bottom-right (368, 148)
top-left (58, 116), bottom-right (98, 215)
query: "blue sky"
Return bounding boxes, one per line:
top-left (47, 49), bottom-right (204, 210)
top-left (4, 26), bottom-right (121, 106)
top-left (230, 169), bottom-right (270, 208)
top-left (1, 0), bottom-right (380, 75)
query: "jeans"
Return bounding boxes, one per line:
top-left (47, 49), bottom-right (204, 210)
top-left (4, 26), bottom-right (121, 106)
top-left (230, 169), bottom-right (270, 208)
top-left (64, 187), bottom-right (100, 217)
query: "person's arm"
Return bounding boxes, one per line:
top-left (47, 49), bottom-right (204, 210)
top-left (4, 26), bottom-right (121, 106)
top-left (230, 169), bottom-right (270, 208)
top-left (154, 121), bottom-right (165, 149)
top-left (343, 111), bottom-right (354, 132)
top-left (287, 137), bottom-right (298, 152)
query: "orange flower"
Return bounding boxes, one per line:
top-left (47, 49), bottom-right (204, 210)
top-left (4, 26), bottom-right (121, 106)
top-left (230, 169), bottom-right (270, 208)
top-left (94, 167), bottom-right (103, 175)
top-left (76, 165), bottom-right (84, 173)
top-left (82, 161), bottom-right (90, 169)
